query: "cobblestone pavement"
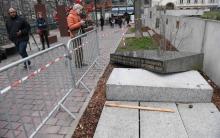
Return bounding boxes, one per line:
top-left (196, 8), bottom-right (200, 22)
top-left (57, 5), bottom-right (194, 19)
top-left (0, 26), bottom-right (125, 138)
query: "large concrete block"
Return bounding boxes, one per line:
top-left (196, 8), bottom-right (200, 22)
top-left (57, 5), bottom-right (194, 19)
top-left (94, 101), bottom-right (139, 138)
top-left (178, 103), bottom-right (220, 138)
top-left (106, 68), bottom-right (213, 102)
top-left (110, 50), bottom-right (204, 73)
top-left (140, 102), bottom-right (188, 138)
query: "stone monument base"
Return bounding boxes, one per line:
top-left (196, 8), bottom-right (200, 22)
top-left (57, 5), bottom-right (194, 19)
top-left (106, 68), bottom-right (213, 102)
top-left (110, 50), bottom-right (204, 74)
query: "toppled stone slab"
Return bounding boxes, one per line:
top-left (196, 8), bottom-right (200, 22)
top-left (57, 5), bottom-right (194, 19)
top-left (178, 103), bottom-right (220, 138)
top-left (106, 68), bottom-right (213, 102)
top-left (93, 101), bottom-right (139, 138)
top-left (140, 102), bottom-right (188, 138)
top-left (110, 50), bottom-right (204, 73)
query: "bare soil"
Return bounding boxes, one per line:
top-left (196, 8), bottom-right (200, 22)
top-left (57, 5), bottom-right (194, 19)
top-left (72, 63), bottom-right (220, 138)
top-left (72, 64), bottom-right (114, 138)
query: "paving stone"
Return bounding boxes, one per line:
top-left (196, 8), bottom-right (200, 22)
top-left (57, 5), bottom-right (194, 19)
top-left (178, 103), bottom-right (220, 138)
top-left (140, 102), bottom-right (188, 138)
top-left (3, 130), bottom-right (21, 137)
top-left (94, 101), bottom-right (139, 138)
top-left (0, 129), bottom-right (8, 137)
top-left (73, 96), bottom-right (87, 102)
top-left (46, 118), bottom-right (58, 125)
top-left (55, 112), bottom-right (69, 120)
top-left (21, 116), bottom-right (32, 123)
top-left (106, 68), bottom-right (213, 102)
top-left (39, 125), bottom-right (61, 134)
top-left (56, 118), bottom-right (74, 127)
top-left (58, 127), bottom-right (72, 135)
top-left (17, 131), bottom-right (27, 138)
top-left (67, 106), bottom-right (81, 113)
top-left (5, 122), bottom-right (21, 130)
top-left (35, 133), bottom-right (65, 138)
top-left (0, 121), bottom-right (8, 129)
top-left (9, 115), bottom-right (20, 122)
top-left (22, 104), bottom-right (34, 110)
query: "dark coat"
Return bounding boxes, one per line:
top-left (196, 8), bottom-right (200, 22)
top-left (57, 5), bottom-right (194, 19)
top-left (36, 18), bottom-right (48, 30)
top-left (6, 15), bottom-right (30, 44)
top-left (100, 17), bottom-right (104, 26)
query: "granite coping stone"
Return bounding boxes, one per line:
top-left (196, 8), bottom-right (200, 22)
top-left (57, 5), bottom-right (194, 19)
top-left (106, 68), bottom-right (213, 102)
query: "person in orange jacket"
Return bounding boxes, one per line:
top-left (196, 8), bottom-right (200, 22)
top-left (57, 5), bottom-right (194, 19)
top-left (67, 4), bottom-right (86, 68)
top-left (67, 4), bottom-right (85, 38)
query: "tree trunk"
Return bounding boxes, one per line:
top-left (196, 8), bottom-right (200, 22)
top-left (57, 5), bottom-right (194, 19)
top-left (134, 0), bottom-right (143, 38)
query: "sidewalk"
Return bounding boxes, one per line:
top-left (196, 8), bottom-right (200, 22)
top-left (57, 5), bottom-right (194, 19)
top-left (0, 26), bottom-right (125, 138)
top-left (0, 29), bottom-right (69, 68)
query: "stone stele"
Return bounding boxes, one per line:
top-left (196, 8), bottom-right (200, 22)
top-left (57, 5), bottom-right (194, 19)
top-left (110, 50), bottom-right (204, 73)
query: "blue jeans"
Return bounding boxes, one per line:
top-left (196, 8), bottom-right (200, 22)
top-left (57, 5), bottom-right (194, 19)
top-left (15, 41), bottom-right (28, 58)
top-left (15, 41), bottom-right (30, 66)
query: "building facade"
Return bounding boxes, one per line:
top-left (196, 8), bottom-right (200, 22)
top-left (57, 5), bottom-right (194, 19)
top-left (151, 0), bottom-right (219, 9)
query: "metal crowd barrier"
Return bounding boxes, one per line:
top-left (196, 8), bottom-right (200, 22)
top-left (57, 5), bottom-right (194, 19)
top-left (0, 29), bottom-right (100, 137)
top-left (0, 44), bottom-right (76, 138)
top-left (67, 29), bottom-right (100, 93)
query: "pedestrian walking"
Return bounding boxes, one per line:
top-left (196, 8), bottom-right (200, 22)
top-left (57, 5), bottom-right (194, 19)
top-left (100, 16), bottom-right (104, 31)
top-left (124, 12), bottom-right (130, 26)
top-left (6, 7), bottom-right (31, 68)
top-left (118, 17), bottom-right (122, 28)
top-left (36, 12), bottom-right (50, 50)
top-left (67, 4), bottom-right (86, 68)
top-left (109, 17), bottom-right (113, 28)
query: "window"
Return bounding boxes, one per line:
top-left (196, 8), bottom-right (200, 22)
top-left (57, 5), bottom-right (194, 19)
top-left (187, 0), bottom-right (190, 3)
top-left (194, 0), bottom-right (198, 3)
top-left (180, 0), bottom-right (183, 4)
top-left (210, 0), bottom-right (215, 3)
top-left (150, 11), bottom-right (152, 18)
top-left (156, 18), bottom-right (160, 28)
top-left (166, 19), bottom-right (168, 25)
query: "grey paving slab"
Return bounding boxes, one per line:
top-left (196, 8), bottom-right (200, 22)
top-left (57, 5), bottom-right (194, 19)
top-left (106, 68), bottom-right (213, 102)
top-left (140, 102), bottom-right (188, 138)
top-left (178, 103), bottom-right (220, 138)
top-left (94, 101), bottom-right (139, 138)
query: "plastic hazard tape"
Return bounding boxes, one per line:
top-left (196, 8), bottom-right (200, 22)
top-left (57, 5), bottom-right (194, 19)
top-left (0, 56), bottom-right (64, 94)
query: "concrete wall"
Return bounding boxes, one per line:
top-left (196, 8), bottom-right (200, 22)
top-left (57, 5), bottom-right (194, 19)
top-left (144, 9), bottom-right (220, 86)
top-left (203, 20), bottom-right (220, 86)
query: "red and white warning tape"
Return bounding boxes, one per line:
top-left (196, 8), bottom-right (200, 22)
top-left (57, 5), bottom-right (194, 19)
top-left (1, 28), bottom-right (127, 94)
top-left (0, 56), bottom-right (64, 94)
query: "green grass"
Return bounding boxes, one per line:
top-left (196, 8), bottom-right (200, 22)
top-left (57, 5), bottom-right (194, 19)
top-left (116, 37), bottom-right (158, 52)
top-left (201, 11), bottom-right (220, 20)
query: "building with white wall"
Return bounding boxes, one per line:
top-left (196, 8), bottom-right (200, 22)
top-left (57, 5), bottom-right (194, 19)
top-left (151, 0), bottom-right (219, 9)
